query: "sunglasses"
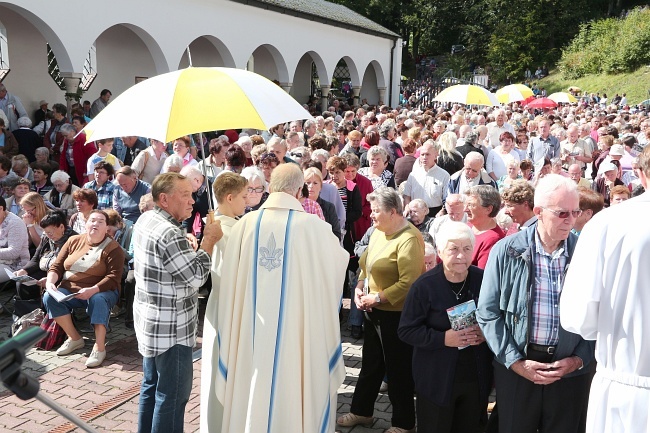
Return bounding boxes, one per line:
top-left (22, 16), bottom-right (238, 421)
top-left (541, 207), bottom-right (582, 219)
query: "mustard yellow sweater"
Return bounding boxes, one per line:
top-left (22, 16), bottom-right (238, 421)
top-left (359, 223), bottom-right (425, 311)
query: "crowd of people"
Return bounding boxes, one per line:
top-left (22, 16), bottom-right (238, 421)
top-left (2, 77), bottom-right (650, 432)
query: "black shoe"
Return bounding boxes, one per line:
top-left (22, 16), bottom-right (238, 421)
top-left (351, 325), bottom-right (363, 339)
top-left (125, 320), bottom-right (134, 330)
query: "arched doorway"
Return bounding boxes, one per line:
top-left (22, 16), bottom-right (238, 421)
top-left (178, 36), bottom-right (235, 69)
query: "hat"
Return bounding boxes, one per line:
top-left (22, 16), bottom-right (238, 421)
top-left (224, 129), bottom-right (239, 144)
top-left (609, 144), bottom-right (625, 156)
top-left (599, 161), bottom-right (618, 174)
top-left (39, 100), bottom-right (48, 107)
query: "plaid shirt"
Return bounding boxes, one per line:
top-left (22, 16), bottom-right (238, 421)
top-left (530, 231), bottom-right (568, 346)
top-left (83, 179), bottom-right (115, 210)
top-left (132, 207), bottom-right (211, 357)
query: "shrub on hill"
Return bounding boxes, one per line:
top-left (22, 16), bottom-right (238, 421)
top-left (559, 7), bottom-right (650, 79)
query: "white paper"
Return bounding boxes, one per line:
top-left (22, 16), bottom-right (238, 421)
top-left (45, 287), bottom-right (77, 302)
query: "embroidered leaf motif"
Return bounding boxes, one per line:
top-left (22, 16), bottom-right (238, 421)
top-left (258, 233), bottom-right (283, 271)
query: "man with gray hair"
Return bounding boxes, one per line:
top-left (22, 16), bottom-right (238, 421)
top-left (212, 163), bottom-right (349, 432)
top-left (487, 109), bottom-right (515, 148)
top-left (477, 174), bottom-right (594, 433)
top-left (448, 152), bottom-right (496, 195)
top-left (403, 140), bottom-right (450, 216)
top-left (0, 83), bottom-right (28, 131)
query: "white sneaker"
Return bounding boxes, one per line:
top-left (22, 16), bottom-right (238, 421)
top-left (56, 338), bottom-right (85, 356)
top-left (379, 381), bottom-right (388, 392)
top-left (85, 350), bottom-right (106, 368)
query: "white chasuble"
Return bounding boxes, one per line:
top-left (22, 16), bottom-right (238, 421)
top-left (207, 192), bottom-right (348, 433)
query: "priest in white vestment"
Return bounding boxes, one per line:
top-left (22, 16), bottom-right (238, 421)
top-left (561, 150), bottom-right (650, 433)
top-left (208, 163), bottom-right (349, 433)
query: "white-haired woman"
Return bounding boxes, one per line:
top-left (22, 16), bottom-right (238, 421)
top-left (436, 131), bottom-right (464, 176)
top-left (338, 187), bottom-right (424, 433)
top-left (399, 221), bottom-right (493, 433)
top-left (161, 154), bottom-right (184, 174)
top-left (241, 166), bottom-right (268, 212)
top-left (358, 146), bottom-right (396, 190)
top-left (497, 155), bottom-right (521, 193)
top-left (43, 170), bottom-right (80, 218)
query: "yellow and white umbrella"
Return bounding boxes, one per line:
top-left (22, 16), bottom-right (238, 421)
top-left (548, 92), bottom-right (577, 104)
top-left (83, 67), bottom-right (312, 143)
top-left (433, 84), bottom-right (500, 106)
top-left (496, 84), bottom-right (534, 104)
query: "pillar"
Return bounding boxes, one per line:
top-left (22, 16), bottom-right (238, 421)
top-left (352, 86), bottom-right (361, 108)
top-left (280, 82), bottom-right (292, 94)
top-left (377, 87), bottom-right (387, 106)
top-left (61, 72), bottom-right (83, 115)
top-left (320, 85), bottom-right (331, 113)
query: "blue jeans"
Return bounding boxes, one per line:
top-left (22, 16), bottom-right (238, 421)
top-left (138, 344), bottom-right (193, 433)
top-left (348, 270), bottom-right (364, 327)
top-left (43, 288), bottom-right (119, 328)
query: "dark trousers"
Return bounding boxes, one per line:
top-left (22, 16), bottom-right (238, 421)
top-left (428, 206), bottom-right (442, 217)
top-left (416, 378), bottom-right (483, 433)
top-left (351, 309), bottom-right (415, 429)
top-left (493, 360), bottom-right (591, 433)
top-left (124, 270), bottom-right (135, 324)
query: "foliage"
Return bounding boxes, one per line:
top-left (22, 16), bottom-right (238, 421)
top-left (329, 0), bottom-right (647, 82)
top-left (559, 8), bottom-right (650, 79)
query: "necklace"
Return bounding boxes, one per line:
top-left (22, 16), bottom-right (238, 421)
top-left (449, 275), bottom-right (468, 300)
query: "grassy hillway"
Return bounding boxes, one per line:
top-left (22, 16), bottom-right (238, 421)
top-left (536, 67), bottom-right (650, 105)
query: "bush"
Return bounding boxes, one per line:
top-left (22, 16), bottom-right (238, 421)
top-left (559, 8), bottom-right (650, 79)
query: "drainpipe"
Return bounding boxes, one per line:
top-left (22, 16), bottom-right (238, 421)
top-left (388, 37), bottom-right (397, 106)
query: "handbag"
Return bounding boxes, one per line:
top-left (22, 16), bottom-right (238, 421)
top-left (39, 249), bottom-right (57, 272)
top-left (11, 308), bottom-right (45, 337)
top-left (35, 315), bottom-right (67, 350)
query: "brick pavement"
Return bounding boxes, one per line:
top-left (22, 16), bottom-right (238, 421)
top-left (0, 291), bottom-right (392, 433)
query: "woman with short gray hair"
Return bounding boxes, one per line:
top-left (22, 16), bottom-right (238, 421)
top-left (338, 186), bottom-right (423, 432)
top-left (359, 146), bottom-right (396, 190)
top-left (464, 184), bottom-right (505, 268)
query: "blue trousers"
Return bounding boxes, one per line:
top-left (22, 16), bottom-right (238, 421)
top-left (138, 344), bottom-right (193, 433)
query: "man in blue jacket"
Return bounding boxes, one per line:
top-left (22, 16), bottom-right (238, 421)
top-left (477, 174), bottom-right (594, 433)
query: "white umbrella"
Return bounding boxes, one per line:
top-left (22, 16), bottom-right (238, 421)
top-left (433, 84), bottom-right (500, 106)
top-left (83, 67), bottom-right (312, 143)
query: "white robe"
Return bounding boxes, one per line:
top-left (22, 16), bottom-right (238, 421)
top-left (208, 192), bottom-right (348, 433)
top-left (561, 190), bottom-right (650, 433)
top-left (200, 213), bottom-right (238, 433)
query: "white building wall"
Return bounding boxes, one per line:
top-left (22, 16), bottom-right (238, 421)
top-left (0, 0), bottom-right (401, 120)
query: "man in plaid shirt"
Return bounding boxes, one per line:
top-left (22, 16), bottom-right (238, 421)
top-left (477, 174), bottom-right (594, 433)
top-left (132, 172), bottom-right (222, 433)
top-left (83, 161), bottom-right (115, 210)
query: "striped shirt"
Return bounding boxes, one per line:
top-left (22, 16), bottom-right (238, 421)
top-left (529, 231), bottom-right (568, 346)
top-left (132, 207), bottom-right (211, 357)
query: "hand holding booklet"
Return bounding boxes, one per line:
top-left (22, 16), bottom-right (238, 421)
top-left (46, 287), bottom-right (77, 302)
top-left (446, 299), bottom-right (478, 350)
top-left (4, 269), bottom-right (38, 286)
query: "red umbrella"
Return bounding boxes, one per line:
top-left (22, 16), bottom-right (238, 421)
top-left (523, 95), bottom-right (536, 105)
top-left (526, 97), bottom-right (557, 109)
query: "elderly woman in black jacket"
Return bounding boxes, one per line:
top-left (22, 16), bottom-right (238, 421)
top-left (398, 221), bottom-right (493, 433)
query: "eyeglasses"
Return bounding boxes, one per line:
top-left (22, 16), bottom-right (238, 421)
top-left (541, 206), bottom-right (582, 219)
top-left (290, 152), bottom-right (303, 158)
top-left (247, 186), bottom-right (264, 194)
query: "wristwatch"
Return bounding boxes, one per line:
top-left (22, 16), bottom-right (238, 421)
top-left (374, 293), bottom-right (381, 304)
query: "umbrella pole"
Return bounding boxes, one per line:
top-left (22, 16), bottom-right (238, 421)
top-left (198, 132), bottom-right (215, 217)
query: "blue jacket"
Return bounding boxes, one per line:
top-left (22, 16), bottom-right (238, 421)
top-left (476, 223), bottom-right (594, 375)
